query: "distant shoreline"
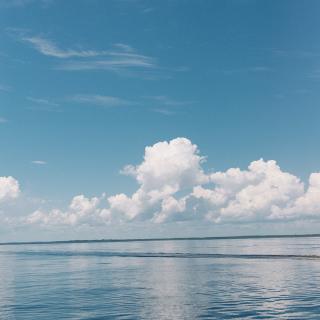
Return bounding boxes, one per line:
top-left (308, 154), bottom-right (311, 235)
top-left (1, 233), bottom-right (320, 246)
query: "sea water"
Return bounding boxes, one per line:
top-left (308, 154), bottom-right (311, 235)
top-left (1, 236), bottom-right (320, 319)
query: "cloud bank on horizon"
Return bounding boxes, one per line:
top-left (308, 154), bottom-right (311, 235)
top-left (1, 137), bottom-right (320, 228)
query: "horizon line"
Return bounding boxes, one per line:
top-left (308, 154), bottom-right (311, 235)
top-left (1, 233), bottom-right (320, 246)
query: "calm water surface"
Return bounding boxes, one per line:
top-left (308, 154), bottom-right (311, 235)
top-left (1, 237), bottom-right (320, 319)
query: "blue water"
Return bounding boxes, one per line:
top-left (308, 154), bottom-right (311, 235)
top-left (1, 237), bottom-right (320, 319)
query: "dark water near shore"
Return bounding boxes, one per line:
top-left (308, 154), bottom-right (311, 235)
top-left (1, 236), bottom-right (320, 319)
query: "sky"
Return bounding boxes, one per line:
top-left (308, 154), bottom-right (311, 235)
top-left (1, 0), bottom-right (320, 241)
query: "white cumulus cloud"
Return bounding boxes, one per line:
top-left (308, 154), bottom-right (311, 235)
top-left (24, 137), bottom-right (320, 227)
top-left (0, 176), bottom-right (20, 203)
top-left (27, 195), bottom-right (103, 226)
top-left (192, 159), bottom-right (305, 223)
top-left (110, 137), bottom-right (208, 221)
top-left (269, 173), bottom-right (320, 220)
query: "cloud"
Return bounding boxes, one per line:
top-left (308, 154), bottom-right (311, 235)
top-left (22, 36), bottom-right (108, 58)
top-left (0, 0), bottom-right (52, 8)
top-left (20, 35), bottom-right (157, 74)
top-left (121, 137), bottom-right (208, 193)
top-left (108, 136), bottom-right (208, 221)
top-left (145, 95), bottom-right (192, 107)
top-left (70, 94), bottom-right (134, 108)
top-left (144, 95), bottom-right (193, 116)
top-left (14, 33), bottom-right (182, 78)
top-left (69, 94), bottom-right (189, 113)
top-left (0, 84), bottom-right (12, 92)
top-left (24, 137), bottom-right (320, 227)
top-left (57, 54), bottom-right (156, 72)
top-left (27, 97), bottom-right (59, 106)
top-left (32, 160), bottom-right (47, 165)
top-left (221, 66), bottom-right (272, 75)
top-left (27, 138), bottom-right (208, 225)
top-left (152, 108), bottom-right (176, 116)
top-left (270, 173), bottom-right (320, 220)
top-left (193, 160), bottom-right (305, 223)
top-left (113, 43), bottom-right (134, 52)
top-left (26, 96), bottom-right (61, 112)
top-left (0, 176), bottom-right (20, 203)
top-left (0, 117), bottom-right (8, 123)
top-left (27, 195), bottom-right (103, 226)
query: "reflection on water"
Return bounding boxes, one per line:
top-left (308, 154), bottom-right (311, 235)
top-left (1, 237), bottom-right (320, 319)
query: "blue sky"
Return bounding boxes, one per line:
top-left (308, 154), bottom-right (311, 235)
top-left (1, 0), bottom-right (320, 241)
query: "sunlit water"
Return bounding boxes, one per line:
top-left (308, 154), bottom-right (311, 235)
top-left (1, 237), bottom-right (320, 319)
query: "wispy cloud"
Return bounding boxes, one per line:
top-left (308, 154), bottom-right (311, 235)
top-left (26, 96), bottom-right (61, 112)
top-left (58, 55), bottom-right (156, 71)
top-left (20, 35), bottom-right (158, 75)
top-left (57, 49), bottom-right (156, 74)
top-left (25, 92), bottom-right (191, 114)
top-left (221, 66), bottom-right (272, 75)
top-left (0, 0), bottom-right (53, 8)
top-left (270, 48), bottom-right (320, 59)
top-left (70, 94), bottom-right (134, 108)
top-left (32, 160), bottom-right (47, 165)
top-left (144, 95), bottom-right (193, 116)
top-left (310, 70), bottom-right (320, 79)
top-left (142, 7), bottom-right (155, 14)
top-left (27, 96), bottom-right (59, 106)
top-left (22, 36), bottom-right (109, 58)
top-left (0, 84), bottom-right (12, 92)
top-left (152, 108), bottom-right (176, 116)
top-left (0, 117), bottom-right (8, 123)
top-left (145, 95), bottom-right (193, 106)
top-left (112, 43), bottom-right (134, 52)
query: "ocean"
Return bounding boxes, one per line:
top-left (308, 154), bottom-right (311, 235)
top-left (1, 236), bottom-right (320, 319)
